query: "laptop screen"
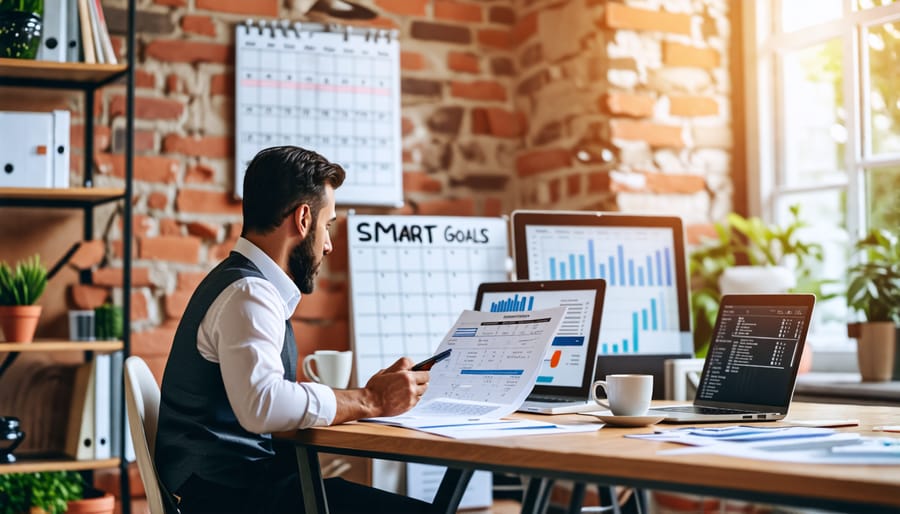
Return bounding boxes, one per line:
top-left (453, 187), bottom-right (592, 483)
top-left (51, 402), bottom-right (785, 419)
top-left (696, 294), bottom-right (816, 410)
top-left (474, 279), bottom-right (606, 395)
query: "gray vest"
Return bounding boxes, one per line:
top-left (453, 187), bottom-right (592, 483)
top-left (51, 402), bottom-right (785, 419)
top-left (155, 252), bottom-right (297, 492)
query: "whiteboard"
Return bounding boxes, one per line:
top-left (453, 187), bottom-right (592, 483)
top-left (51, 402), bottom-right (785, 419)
top-left (234, 21), bottom-right (403, 207)
top-left (347, 215), bottom-right (510, 383)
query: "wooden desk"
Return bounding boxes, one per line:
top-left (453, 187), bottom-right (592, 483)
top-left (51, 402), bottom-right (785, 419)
top-left (278, 403), bottom-right (900, 514)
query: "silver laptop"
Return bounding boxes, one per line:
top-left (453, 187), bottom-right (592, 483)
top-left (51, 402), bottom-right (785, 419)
top-left (473, 279), bottom-right (606, 415)
top-left (650, 293), bottom-right (816, 423)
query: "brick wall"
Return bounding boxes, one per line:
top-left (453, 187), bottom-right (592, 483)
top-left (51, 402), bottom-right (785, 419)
top-left (12, 0), bottom-right (733, 381)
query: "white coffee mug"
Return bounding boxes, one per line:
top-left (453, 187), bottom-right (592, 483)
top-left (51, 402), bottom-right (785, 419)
top-left (590, 374), bottom-right (653, 416)
top-left (302, 350), bottom-right (353, 389)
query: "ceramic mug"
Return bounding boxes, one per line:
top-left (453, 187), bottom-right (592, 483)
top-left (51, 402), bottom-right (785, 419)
top-left (302, 350), bottom-right (353, 389)
top-left (590, 374), bottom-right (653, 416)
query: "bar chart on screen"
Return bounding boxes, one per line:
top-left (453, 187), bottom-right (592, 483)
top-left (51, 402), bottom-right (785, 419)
top-left (524, 224), bottom-right (683, 355)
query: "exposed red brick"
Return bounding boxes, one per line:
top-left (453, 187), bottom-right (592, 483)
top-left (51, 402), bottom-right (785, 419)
top-left (401, 117), bottom-right (414, 137)
top-left (94, 153), bottom-right (123, 177)
top-left (163, 134), bottom-right (231, 158)
top-left (293, 320), bottom-right (350, 370)
top-left (604, 92), bottom-right (655, 117)
top-left (669, 95), bottom-right (719, 116)
top-left (110, 95), bottom-right (184, 120)
top-left (176, 189), bottom-right (242, 215)
top-left (139, 235), bottom-right (202, 263)
top-left (136, 156), bottom-right (179, 183)
top-left (154, 0), bottom-right (185, 6)
top-left (134, 69), bottom-right (156, 89)
top-left (186, 221), bottom-right (220, 240)
top-left (415, 198), bottom-right (475, 216)
top-left (400, 51), bottom-right (427, 71)
top-left (195, 0), bottom-right (277, 16)
top-left (567, 174), bottom-right (582, 196)
top-left (447, 51), bottom-right (479, 73)
top-left (450, 80), bottom-right (506, 101)
top-left (549, 178), bottom-right (561, 203)
top-left (511, 11), bottom-right (538, 46)
top-left (351, 16), bottom-right (400, 30)
top-left (132, 291), bottom-right (149, 322)
top-left (687, 223), bottom-right (718, 245)
top-left (145, 40), bottom-right (231, 64)
top-left (604, 3), bottom-right (691, 35)
top-left (185, 163), bottom-right (216, 183)
top-left (132, 130), bottom-right (156, 152)
top-left (147, 192), bottom-right (169, 210)
top-left (645, 173), bottom-right (706, 193)
top-left (403, 172), bottom-right (442, 193)
top-left (70, 284), bottom-right (110, 310)
top-left (471, 108), bottom-right (526, 138)
top-left (132, 326), bottom-right (177, 358)
top-left (611, 119), bottom-right (684, 147)
top-left (516, 148), bottom-right (571, 177)
top-left (588, 171), bottom-right (611, 193)
top-left (164, 290), bottom-right (193, 319)
top-left (210, 73), bottom-right (233, 96)
top-left (69, 125), bottom-right (111, 153)
top-left (69, 240), bottom-right (106, 270)
top-left (374, 0), bottom-right (426, 16)
top-left (159, 218), bottom-right (181, 236)
top-left (92, 267), bottom-right (153, 287)
top-left (165, 73), bottom-right (180, 95)
top-left (434, 0), bottom-right (482, 22)
top-left (131, 215), bottom-right (152, 237)
top-left (663, 42), bottom-right (720, 69)
top-left (477, 29), bottom-right (512, 50)
top-left (182, 14), bottom-right (217, 37)
top-left (228, 223), bottom-right (243, 239)
top-left (177, 271), bottom-right (207, 292)
top-left (483, 197), bottom-right (503, 217)
top-left (294, 285), bottom-right (349, 320)
top-left (209, 239), bottom-right (236, 263)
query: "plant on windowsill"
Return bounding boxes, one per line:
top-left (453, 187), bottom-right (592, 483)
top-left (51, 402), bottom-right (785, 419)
top-left (689, 205), bottom-right (831, 359)
top-left (0, 471), bottom-right (114, 514)
top-left (846, 228), bottom-right (900, 382)
top-left (0, 254), bottom-right (47, 343)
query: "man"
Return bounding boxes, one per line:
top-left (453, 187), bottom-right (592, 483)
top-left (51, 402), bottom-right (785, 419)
top-left (156, 146), bottom-right (431, 513)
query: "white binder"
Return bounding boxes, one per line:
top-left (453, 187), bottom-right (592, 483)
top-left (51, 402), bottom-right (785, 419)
top-left (38, 0), bottom-right (67, 62)
top-left (0, 110), bottom-right (70, 188)
top-left (52, 110), bottom-right (70, 188)
top-left (93, 354), bottom-right (112, 459)
top-left (65, 361), bottom-right (95, 460)
top-left (66, 0), bottom-right (81, 61)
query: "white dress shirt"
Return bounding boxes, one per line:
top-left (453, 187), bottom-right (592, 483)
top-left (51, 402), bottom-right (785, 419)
top-left (196, 237), bottom-right (337, 433)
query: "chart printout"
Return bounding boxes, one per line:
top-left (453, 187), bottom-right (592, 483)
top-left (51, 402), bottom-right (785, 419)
top-left (348, 215), bottom-right (509, 384)
top-left (367, 307), bottom-right (566, 427)
top-left (524, 224), bottom-right (682, 355)
top-left (234, 22), bottom-right (402, 206)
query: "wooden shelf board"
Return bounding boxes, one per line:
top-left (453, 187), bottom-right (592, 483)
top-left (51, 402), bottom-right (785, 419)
top-left (0, 454), bottom-right (120, 474)
top-left (0, 187), bottom-right (125, 204)
top-left (0, 340), bottom-right (123, 353)
top-left (0, 58), bottom-right (127, 84)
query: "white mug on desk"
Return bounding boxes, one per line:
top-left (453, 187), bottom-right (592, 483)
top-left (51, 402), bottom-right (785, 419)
top-left (590, 374), bottom-right (653, 416)
top-left (302, 350), bottom-right (353, 389)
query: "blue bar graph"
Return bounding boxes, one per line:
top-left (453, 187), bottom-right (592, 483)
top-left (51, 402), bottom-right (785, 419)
top-left (541, 240), bottom-right (674, 287)
top-left (600, 295), bottom-right (669, 354)
top-left (490, 294), bottom-right (535, 312)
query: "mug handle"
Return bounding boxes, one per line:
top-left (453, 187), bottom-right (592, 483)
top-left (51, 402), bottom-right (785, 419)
top-left (590, 380), bottom-right (610, 410)
top-left (302, 354), bottom-right (321, 383)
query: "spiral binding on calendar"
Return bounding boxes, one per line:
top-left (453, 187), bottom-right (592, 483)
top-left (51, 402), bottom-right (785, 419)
top-left (238, 18), bottom-right (397, 42)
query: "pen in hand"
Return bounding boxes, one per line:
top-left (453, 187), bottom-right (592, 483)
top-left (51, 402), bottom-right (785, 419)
top-left (411, 349), bottom-right (452, 371)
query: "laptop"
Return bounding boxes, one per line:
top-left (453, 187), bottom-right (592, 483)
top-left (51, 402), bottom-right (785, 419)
top-left (649, 293), bottom-right (816, 423)
top-left (473, 279), bottom-right (606, 414)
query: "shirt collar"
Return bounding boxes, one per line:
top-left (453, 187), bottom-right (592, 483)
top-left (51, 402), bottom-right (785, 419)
top-left (233, 237), bottom-right (301, 319)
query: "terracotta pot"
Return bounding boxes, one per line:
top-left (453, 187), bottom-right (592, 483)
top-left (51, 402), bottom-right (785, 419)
top-left (0, 304), bottom-right (42, 343)
top-left (849, 321), bottom-right (897, 382)
top-left (65, 493), bottom-right (115, 514)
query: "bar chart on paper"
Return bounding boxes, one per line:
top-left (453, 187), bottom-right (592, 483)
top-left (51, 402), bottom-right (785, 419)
top-left (348, 215), bottom-right (509, 384)
top-left (524, 225), bottom-right (682, 355)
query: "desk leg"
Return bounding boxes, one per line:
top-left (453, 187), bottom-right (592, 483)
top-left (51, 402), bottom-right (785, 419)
top-left (430, 467), bottom-right (474, 514)
top-left (520, 478), bottom-right (553, 514)
top-left (295, 446), bottom-right (328, 514)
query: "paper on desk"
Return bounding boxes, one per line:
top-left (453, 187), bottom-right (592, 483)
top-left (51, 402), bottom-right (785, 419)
top-left (418, 418), bottom-right (603, 439)
top-left (365, 307), bottom-right (567, 432)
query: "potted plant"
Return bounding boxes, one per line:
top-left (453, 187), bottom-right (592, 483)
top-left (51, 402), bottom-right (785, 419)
top-left (846, 228), bottom-right (900, 382)
top-left (0, 471), bottom-right (114, 514)
top-left (689, 205), bottom-right (830, 358)
top-left (0, 254), bottom-right (48, 343)
top-left (0, 0), bottom-right (44, 59)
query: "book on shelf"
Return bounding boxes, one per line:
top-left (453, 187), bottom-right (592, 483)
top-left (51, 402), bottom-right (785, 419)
top-left (74, 0), bottom-right (116, 64)
top-left (65, 360), bottom-right (95, 460)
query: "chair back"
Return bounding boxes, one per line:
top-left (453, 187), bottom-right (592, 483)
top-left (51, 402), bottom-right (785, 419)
top-left (124, 356), bottom-right (168, 514)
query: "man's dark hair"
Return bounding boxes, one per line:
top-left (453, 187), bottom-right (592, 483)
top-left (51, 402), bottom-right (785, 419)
top-left (241, 146), bottom-right (346, 235)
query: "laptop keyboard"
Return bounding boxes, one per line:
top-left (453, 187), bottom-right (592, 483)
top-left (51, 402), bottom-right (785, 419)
top-left (528, 396), bottom-right (579, 403)
top-left (660, 406), bottom-right (749, 415)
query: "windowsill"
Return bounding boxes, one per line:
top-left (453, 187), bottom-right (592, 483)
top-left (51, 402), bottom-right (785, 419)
top-left (809, 346), bottom-right (858, 372)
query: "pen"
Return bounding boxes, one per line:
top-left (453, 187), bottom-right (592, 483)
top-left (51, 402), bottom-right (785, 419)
top-left (412, 349), bottom-right (452, 371)
top-left (873, 425), bottom-right (900, 433)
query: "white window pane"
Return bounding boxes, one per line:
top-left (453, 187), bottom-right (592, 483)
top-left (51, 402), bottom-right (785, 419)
top-left (782, 40), bottom-right (846, 187)
top-left (866, 21), bottom-right (900, 156)
top-left (866, 166), bottom-right (900, 230)
top-left (781, 0), bottom-right (843, 32)
top-left (775, 192), bottom-right (849, 346)
top-left (856, 0), bottom-right (898, 10)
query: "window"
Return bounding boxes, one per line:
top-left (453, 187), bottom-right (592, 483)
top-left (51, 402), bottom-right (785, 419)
top-left (745, 0), bottom-right (900, 349)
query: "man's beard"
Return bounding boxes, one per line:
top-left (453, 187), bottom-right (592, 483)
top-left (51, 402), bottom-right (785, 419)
top-left (288, 232), bottom-right (320, 294)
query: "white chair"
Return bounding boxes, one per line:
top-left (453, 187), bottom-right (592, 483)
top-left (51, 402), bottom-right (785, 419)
top-left (124, 356), bottom-right (175, 514)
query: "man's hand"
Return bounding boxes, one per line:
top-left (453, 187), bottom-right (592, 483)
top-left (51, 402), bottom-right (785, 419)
top-left (332, 357), bottom-right (429, 424)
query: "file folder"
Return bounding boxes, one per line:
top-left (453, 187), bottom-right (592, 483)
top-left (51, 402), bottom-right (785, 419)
top-left (65, 361), bottom-right (95, 460)
top-left (38, 0), bottom-right (67, 62)
top-left (93, 354), bottom-right (112, 459)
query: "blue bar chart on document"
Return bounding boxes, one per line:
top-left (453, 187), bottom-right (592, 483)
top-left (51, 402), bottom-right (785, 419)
top-left (523, 224), bottom-right (682, 355)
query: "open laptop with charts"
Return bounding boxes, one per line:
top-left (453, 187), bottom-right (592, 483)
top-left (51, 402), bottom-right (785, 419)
top-left (649, 293), bottom-right (816, 423)
top-left (473, 279), bottom-right (606, 414)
